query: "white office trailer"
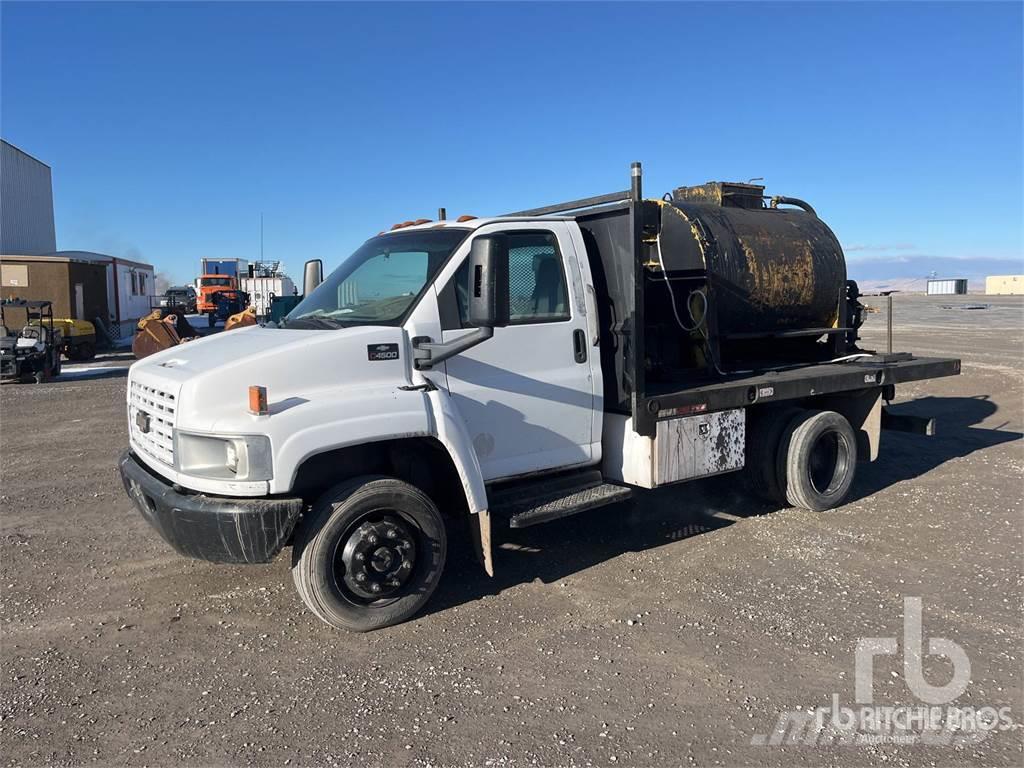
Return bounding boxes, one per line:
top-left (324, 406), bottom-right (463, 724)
top-left (1, 140), bottom-right (57, 256)
top-left (985, 275), bottom-right (1024, 295)
top-left (240, 274), bottom-right (296, 318)
top-left (53, 251), bottom-right (155, 337)
top-left (926, 278), bottom-right (968, 296)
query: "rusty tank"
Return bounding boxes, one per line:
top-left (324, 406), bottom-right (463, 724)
top-left (657, 181), bottom-right (847, 337)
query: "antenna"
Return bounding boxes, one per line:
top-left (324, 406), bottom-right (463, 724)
top-left (260, 213), bottom-right (264, 261)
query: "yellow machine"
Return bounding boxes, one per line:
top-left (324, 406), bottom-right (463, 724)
top-left (52, 318), bottom-right (97, 361)
top-left (224, 305), bottom-right (257, 331)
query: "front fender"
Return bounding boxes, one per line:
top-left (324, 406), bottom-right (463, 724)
top-left (425, 386), bottom-right (488, 515)
top-left (269, 385), bottom-right (488, 517)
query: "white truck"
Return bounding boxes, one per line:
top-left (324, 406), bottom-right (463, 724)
top-left (119, 164), bottom-right (960, 631)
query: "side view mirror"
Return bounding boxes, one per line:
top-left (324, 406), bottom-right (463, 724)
top-left (467, 234), bottom-right (510, 328)
top-left (303, 259), bottom-right (323, 296)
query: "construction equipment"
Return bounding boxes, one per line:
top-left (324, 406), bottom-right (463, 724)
top-left (132, 297), bottom-right (255, 359)
top-left (224, 305), bottom-right (258, 331)
top-left (52, 318), bottom-right (97, 361)
top-left (131, 310), bottom-right (201, 359)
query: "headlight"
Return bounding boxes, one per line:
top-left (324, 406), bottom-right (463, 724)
top-left (174, 431), bottom-right (273, 481)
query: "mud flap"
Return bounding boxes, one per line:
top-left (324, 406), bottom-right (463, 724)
top-left (470, 508), bottom-right (494, 577)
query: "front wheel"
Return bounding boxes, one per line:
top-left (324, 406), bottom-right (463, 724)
top-left (291, 476), bottom-right (447, 632)
top-left (33, 359), bottom-right (51, 384)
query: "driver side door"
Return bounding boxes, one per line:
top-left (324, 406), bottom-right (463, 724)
top-left (438, 222), bottom-right (597, 481)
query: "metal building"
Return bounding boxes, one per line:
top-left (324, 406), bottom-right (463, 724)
top-left (985, 275), bottom-right (1024, 295)
top-left (1, 140), bottom-right (57, 255)
top-left (926, 278), bottom-right (968, 296)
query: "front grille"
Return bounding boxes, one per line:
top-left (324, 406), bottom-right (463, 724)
top-left (129, 380), bottom-right (176, 466)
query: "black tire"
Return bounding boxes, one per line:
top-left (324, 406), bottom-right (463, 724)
top-left (291, 476), bottom-right (447, 632)
top-left (33, 366), bottom-right (45, 384)
top-left (743, 406), bottom-right (802, 503)
top-left (75, 342), bottom-right (96, 361)
top-left (778, 410), bottom-right (857, 511)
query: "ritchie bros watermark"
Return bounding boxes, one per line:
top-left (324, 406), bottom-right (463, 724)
top-left (752, 597), bottom-right (1016, 747)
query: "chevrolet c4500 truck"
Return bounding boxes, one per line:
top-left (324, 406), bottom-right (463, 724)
top-left (119, 163), bottom-right (960, 631)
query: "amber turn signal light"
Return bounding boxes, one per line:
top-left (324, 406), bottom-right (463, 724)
top-left (248, 385), bottom-right (268, 415)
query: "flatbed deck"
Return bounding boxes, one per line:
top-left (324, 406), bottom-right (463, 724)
top-left (636, 355), bottom-right (961, 434)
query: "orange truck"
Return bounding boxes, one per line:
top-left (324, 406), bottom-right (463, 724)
top-left (196, 274), bottom-right (238, 325)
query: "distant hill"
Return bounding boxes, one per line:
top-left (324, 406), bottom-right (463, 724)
top-left (847, 254), bottom-right (1023, 293)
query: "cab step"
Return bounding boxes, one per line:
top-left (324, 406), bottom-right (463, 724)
top-left (488, 470), bottom-right (633, 529)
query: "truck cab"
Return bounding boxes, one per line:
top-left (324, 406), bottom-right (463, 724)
top-left (119, 164), bottom-right (960, 631)
top-left (196, 274), bottom-right (239, 325)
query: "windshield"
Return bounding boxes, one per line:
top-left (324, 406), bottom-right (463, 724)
top-left (283, 229), bottom-right (468, 330)
top-left (201, 277), bottom-right (232, 287)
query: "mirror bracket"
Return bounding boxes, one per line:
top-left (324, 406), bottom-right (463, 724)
top-left (413, 328), bottom-right (494, 370)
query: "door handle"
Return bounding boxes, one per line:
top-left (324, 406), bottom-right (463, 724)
top-left (572, 328), bottom-right (587, 364)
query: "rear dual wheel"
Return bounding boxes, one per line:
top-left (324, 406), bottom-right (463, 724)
top-left (744, 406), bottom-right (802, 502)
top-left (778, 410), bottom-right (857, 511)
top-left (291, 476), bottom-right (447, 632)
top-left (747, 408), bottom-right (857, 511)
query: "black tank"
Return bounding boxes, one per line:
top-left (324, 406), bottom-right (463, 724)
top-left (658, 182), bottom-right (847, 335)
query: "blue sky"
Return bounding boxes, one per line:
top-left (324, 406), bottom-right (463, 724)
top-left (2, 1), bottom-right (1021, 285)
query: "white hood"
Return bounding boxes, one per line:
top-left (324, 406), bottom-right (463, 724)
top-left (130, 325), bottom-right (411, 433)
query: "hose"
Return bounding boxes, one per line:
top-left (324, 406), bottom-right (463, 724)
top-left (769, 196), bottom-right (817, 217)
top-left (655, 236), bottom-right (704, 333)
top-left (655, 235), bottom-right (728, 374)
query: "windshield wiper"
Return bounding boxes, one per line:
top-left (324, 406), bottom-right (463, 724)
top-left (284, 315), bottom-right (348, 330)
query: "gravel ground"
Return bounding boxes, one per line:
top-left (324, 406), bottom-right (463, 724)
top-left (1, 295), bottom-right (1021, 767)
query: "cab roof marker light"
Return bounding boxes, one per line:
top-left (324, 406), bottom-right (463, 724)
top-left (249, 385), bottom-right (269, 416)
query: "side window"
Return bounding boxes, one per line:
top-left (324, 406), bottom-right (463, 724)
top-left (453, 231), bottom-right (570, 326)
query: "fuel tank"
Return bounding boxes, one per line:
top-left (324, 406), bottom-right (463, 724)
top-left (657, 182), bottom-right (846, 335)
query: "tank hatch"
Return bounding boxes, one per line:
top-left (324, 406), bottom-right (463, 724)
top-left (672, 181), bottom-right (765, 210)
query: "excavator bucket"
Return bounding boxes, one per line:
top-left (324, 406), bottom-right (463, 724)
top-left (132, 311), bottom-right (183, 359)
top-left (132, 306), bottom-right (253, 359)
top-left (224, 306), bottom-right (257, 331)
